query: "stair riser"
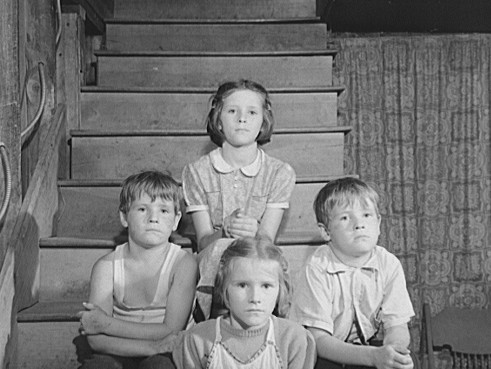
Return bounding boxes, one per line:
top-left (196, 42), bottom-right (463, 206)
top-left (38, 245), bottom-right (319, 301)
top-left (56, 182), bottom-right (326, 240)
top-left (81, 92), bottom-right (338, 131)
top-left (114, 0), bottom-right (316, 19)
top-left (106, 23), bottom-right (326, 52)
top-left (97, 55), bottom-right (333, 88)
top-left (17, 322), bottom-right (81, 369)
top-left (40, 248), bottom-right (109, 301)
top-left (71, 133), bottom-right (344, 180)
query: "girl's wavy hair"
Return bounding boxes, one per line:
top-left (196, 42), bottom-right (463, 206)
top-left (206, 79), bottom-right (275, 147)
top-left (214, 237), bottom-right (292, 318)
top-left (314, 177), bottom-right (380, 228)
top-left (119, 170), bottom-right (182, 215)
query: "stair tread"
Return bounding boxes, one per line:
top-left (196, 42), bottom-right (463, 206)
top-left (70, 126), bottom-right (352, 137)
top-left (18, 301), bottom-right (82, 322)
top-left (81, 85), bottom-right (345, 94)
top-left (56, 174), bottom-right (357, 187)
top-left (95, 49), bottom-right (338, 57)
top-left (40, 232), bottom-right (324, 248)
top-left (106, 17), bottom-right (322, 24)
top-left (39, 234), bottom-right (192, 248)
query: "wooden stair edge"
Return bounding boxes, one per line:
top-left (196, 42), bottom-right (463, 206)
top-left (70, 126), bottom-right (351, 137)
top-left (39, 235), bottom-right (193, 248)
top-left (40, 232), bottom-right (324, 249)
top-left (17, 300), bottom-right (82, 322)
top-left (57, 174), bottom-right (359, 187)
top-left (105, 17), bottom-right (322, 24)
top-left (81, 85), bottom-right (346, 94)
top-left (94, 49), bottom-right (339, 57)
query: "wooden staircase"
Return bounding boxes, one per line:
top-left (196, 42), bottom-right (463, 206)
top-left (16, 0), bottom-right (348, 367)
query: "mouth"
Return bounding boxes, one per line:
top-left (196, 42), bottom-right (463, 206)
top-left (246, 309), bottom-right (264, 313)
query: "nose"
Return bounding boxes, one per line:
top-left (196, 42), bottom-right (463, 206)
top-left (354, 216), bottom-right (365, 230)
top-left (148, 209), bottom-right (159, 223)
top-left (238, 110), bottom-right (247, 123)
top-left (249, 286), bottom-right (261, 304)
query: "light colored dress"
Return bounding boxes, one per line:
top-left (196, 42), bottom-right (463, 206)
top-left (182, 147), bottom-right (296, 319)
top-left (206, 317), bottom-right (282, 369)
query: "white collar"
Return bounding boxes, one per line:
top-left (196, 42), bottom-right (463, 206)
top-left (210, 148), bottom-right (263, 177)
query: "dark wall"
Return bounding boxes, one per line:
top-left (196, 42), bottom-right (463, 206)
top-left (317, 0), bottom-right (491, 33)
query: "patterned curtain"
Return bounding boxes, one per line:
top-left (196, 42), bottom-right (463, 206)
top-left (332, 34), bottom-right (491, 348)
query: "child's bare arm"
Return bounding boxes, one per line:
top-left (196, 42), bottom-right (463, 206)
top-left (191, 210), bottom-right (223, 252)
top-left (85, 333), bottom-right (180, 357)
top-left (309, 327), bottom-right (413, 369)
top-left (383, 324), bottom-right (411, 351)
top-left (81, 253), bottom-right (198, 341)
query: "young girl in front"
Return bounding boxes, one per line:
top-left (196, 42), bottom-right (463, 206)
top-left (173, 237), bottom-right (316, 369)
top-left (182, 79), bottom-right (296, 319)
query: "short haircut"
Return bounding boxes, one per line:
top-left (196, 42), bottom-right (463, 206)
top-left (206, 79), bottom-right (274, 147)
top-left (119, 170), bottom-right (182, 214)
top-left (314, 177), bottom-right (380, 228)
top-left (214, 237), bottom-right (291, 318)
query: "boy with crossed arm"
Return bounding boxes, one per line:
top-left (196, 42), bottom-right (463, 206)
top-left (78, 171), bottom-right (198, 369)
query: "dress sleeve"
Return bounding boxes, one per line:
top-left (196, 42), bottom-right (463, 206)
top-left (266, 162), bottom-right (296, 208)
top-left (379, 258), bottom-right (415, 328)
top-left (276, 319), bottom-right (317, 369)
top-left (173, 328), bottom-right (208, 369)
top-left (182, 163), bottom-right (209, 213)
top-left (289, 257), bottom-right (334, 334)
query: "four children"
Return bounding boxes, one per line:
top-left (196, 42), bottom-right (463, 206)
top-left (78, 80), bottom-right (415, 369)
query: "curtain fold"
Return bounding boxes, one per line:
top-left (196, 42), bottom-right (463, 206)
top-left (332, 34), bottom-right (491, 347)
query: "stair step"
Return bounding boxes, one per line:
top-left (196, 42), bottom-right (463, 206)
top-left (80, 87), bottom-right (344, 131)
top-left (17, 301), bottom-right (83, 369)
top-left (70, 129), bottom-right (346, 180)
top-left (55, 179), bottom-right (332, 240)
top-left (106, 20), bottom-right (327, 52)
top-left (95, 50), bottom-right (335, 88)
top-left (17, 321), bottom-right (82, 369)
top-left (113, 0), bottom-right (316, 20)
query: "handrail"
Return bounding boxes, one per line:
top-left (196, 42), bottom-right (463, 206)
top-left (55, 0), bottom-right (62, 47)
top-left (20, 62), bottom-right (46, 145)
top-left (0, 143), bottom-right (12, 225)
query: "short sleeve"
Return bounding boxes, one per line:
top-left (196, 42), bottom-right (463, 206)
top-left (266, 162), bottom-right (296, 208)
top-left (288, 328), bottom-right (317, 369)
top-left (379, 259), bottom-right (415, 328)
top-left (182, 163), bottom-right (208, 213)
top-left (173, 324), bottom-right (213, 369)
top-left (276, 318), bottom-right (317, 369)
top-left (289, 257), bottom-right (334, 334)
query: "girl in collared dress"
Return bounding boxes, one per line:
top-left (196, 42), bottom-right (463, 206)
top-left (173, 238), bottom-right (316, 369)
top-left (182, 80), bottom-right (296, 320)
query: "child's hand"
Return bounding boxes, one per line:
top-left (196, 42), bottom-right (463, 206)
top-left (224, 208), bottom-right (259, 239)
top-left (77, 302), bottom-right (110, 335)
top-left (372, 345), bottom-right (413, 369)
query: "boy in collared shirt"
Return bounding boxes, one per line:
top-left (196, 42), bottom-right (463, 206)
top-left (290, 177), bottom-right (415, 369)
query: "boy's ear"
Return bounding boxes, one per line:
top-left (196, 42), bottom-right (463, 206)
top-left (172, 211), bottom-right (182, 231)
top-left (120, 211), bottom-right (128, 228)
top-left (317, 223), bottom-right (331, 242)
